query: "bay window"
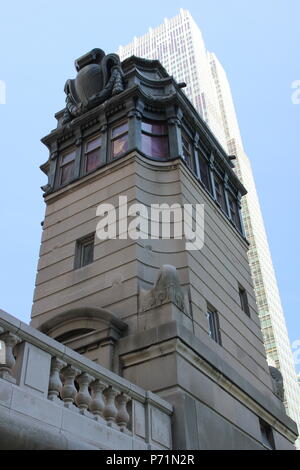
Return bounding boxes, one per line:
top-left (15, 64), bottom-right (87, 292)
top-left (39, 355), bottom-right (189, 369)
top-left (141, 120), bottom-right (169, 159)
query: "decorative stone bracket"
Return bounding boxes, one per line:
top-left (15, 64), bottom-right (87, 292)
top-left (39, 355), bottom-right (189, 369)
top-left (269, 365), bottom-right (285, 402)
top-left (139, 265), bottom-right (190, 316)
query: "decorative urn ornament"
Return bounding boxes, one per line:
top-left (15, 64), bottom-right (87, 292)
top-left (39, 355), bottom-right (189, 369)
top-left (62, 48), bottom-right (124, 124)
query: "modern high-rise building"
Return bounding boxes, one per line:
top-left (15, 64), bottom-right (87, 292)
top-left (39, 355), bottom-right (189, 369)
top-left (118, 8), bottom-right (300, 446)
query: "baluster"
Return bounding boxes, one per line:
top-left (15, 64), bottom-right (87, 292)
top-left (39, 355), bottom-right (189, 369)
top-left (48, 357), bottom-right (66, 402)
top-left (90, 379), bottom-right (107, 421)
top-left (60, 365), bottom-right (79, 408)
top-left (0, 331), bottom-right (20, 382)
top-left (75, 372), bottom-right (93, 414)
top-left (103, 386), bottom-right (118, 426)
top-left (116, 392), bottom-right (131, 432)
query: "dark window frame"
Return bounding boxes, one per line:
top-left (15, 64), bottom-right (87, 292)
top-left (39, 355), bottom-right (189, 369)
top-left (74, 233), bottom-right (95, 269)
top-left (84, 134), bottom-right (102, 174)
top-left (259, 418), bottom-right (275, 450)
top-left (110, 121), bottom-right (129, 160)
top-left (214, 172), bottom-right (227, 214)
top-left (198, 150), bottom-right (212, 194)
top-left (181, 131), bottom-right (194, 170)
top-left (227, 190), bottom-right (242, 232)
top-left (59, 148), bottom-right (76, 186)
top-left (239, 285), bottom-right (250, 317)
top-left (141, 119), bottom-right (169, 160)
top-left (206, 306), bottom-right (222, 345)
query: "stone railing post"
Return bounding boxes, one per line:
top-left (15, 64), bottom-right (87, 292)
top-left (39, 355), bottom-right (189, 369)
top-left (48, 357), bottom-right (66, 401)
top-left (116, 392), bottom-right (131, 432)
top-left (90, 379), bottom-right (107, 421)
top-left (103, 386), bottom-right (118, 426)
top-left (60, 365), bottom-right (79, 408)
top-left (0, 331), bottom-right (21, 382)
top-left (75, 372), bottom-right (93, 414)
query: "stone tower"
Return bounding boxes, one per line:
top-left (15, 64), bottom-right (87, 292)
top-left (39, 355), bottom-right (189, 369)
top-left (30, 49), bottom-right (297, 449)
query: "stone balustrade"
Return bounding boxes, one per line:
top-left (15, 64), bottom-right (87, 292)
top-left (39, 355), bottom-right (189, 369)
top-left (0, 309), bottom-right (173, 450)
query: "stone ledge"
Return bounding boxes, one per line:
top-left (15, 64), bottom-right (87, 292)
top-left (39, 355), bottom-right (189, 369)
top-left (0, 380), bottom-right (170, 450)
top-left (119, 319), bottom-right (298, 438)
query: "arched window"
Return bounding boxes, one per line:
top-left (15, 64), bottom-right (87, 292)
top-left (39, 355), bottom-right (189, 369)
top-left (141, 120), bottom-right (169, 159)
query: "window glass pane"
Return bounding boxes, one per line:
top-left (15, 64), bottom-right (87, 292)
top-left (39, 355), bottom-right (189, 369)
top-left (142, 121), bottom-right (167, 135)
top-left (112, 122), bottom-right (128, 138)
top-left (86, 136), bottom-right (101, 152)
top-left (207, 311), bottom-right (214, 338)
top-left (259, 419), bottom-right (275, 450)
top-left (61, 162), bottom-right (74, 185)
top-left (239, 287), bottom-right (250, 316)
top-left (182, 136), bottom-right (190, 155)
top-left (214, 176), bottom-right (227, 212)
top-left (75, 234), bottom-right (95, 269)
top-left (207, 308), bottom-right (221, 345)
top-left (142, 134), bottom-right (169, 159)
top-left (112, 135), bottom-right (128, 158)
top-left (81, 242), bottom-right (94, 267)
top-left (62, 150), bottom-right (76, 165)
top-left (199, 154), bottom-right (211, 192)
top-left (229, 195), bottom-right (242, 231)
top-left (182, 135), bottom-right (193, 168)
top-left (86, 148), bottom-right (101, 172)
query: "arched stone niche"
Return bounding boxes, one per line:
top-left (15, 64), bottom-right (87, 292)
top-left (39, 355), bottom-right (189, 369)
top-left (39, 307), bottom-right (127, 371)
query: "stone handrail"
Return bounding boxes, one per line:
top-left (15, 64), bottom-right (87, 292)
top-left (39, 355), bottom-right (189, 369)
top-left (0, 309), bottom-right (172, 450)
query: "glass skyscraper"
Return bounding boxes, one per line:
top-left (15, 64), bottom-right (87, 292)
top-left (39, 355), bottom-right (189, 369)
top-left (118, 8), bottom-right (300, 446)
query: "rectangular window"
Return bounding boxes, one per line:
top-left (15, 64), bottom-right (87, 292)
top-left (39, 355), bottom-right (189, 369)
top-left (60, 149), bottom-right (76, 185)
top-left (111, 122), bottom-right (128, 158)
top-left (198, 152), bottom-right (211, 193)
top-left (206, 307), bottom-right (222, 345)
top-left (85, 135), bottom-right (102, 173)
top-left (181, 133), bottom-right (193, 169)
top-left (214, 174), bottom-right (227, 213)
top-left (141, 120), bottom-right (169, 159)
top-left (74, 234), bottom-right (95, 269)
top-left (228, 193), bottom-right (242, 232)
top-left (239, 285), bottom-right (250, 316)
top-left (259, 419), bottom-right (275, 450)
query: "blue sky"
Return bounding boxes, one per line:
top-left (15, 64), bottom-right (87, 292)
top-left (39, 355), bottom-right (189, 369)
top-left (0, 1), bottom-right (299, 371)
